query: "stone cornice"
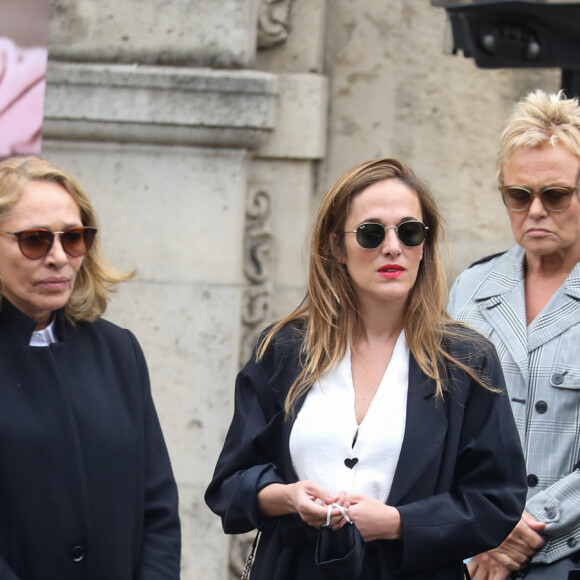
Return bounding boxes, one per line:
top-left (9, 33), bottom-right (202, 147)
top-left (43, 62), bottom-right (278, 149)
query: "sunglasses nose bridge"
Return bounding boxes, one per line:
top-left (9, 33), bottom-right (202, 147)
top-left (528, 191), bottom-right (549, 213)
top-left (381, 225), bottom-right (403, 249)
top-left (45, 231), bottom-right (69, 259)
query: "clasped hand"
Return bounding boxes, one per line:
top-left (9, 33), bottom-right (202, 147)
top-left (287, 482), bottom-right (402, 541)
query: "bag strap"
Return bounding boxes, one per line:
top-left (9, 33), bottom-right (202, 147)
top-left (240, 531), bottom-right (260, 580)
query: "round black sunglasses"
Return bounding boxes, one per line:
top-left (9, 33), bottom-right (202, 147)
top-left (344, 221), bottom-right (428, 249)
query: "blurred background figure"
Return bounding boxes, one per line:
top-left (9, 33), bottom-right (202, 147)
top-left (0, 0), bottom-right (49, 158)
top-left (0, 36), bottom-right (47, 158)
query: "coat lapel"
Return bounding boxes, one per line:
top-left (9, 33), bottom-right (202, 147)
top-left (255, 341), bottom-right (307, 483)
top-left (472, 247), bottom-right (529, 380)
top-left (527, 262), bottom-right (580, 350)
top-left (472, 248), bottom-right (580, 361)
top-left (387, 354), bottom-right (448, 506)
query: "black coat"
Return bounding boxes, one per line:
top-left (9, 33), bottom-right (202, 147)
top-left (205, 323), bottom-right (527, 579)
top-left (0, 299), bottom-right (180, 580)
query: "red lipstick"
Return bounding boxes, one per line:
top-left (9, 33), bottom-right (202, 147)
top-left (378, 264), bottom-right (404, 279)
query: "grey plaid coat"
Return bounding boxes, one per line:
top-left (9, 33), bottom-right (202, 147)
top-left (449, 245), bottom-right (580, 565)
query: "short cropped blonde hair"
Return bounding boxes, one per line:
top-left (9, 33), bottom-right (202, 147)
top-left (498, 90), bottom-right (580, 182)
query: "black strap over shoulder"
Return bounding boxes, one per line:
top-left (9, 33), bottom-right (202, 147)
top-left (467, 251), bottom-right (507, 269)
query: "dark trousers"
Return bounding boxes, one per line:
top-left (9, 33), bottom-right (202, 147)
top-left (509, 557), bottom-right (580, 579)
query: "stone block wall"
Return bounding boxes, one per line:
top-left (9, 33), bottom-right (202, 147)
top-left (49, 0), bottom-right (259, 67)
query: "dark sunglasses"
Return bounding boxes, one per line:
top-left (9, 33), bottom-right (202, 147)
top-left (0, 226), bottom-right (97, 259)
top-left (499, 185), bottom-right (578, 212)
top-left (344, 221), bottom-right (428, 249)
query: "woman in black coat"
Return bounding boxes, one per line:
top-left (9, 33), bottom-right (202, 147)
top-left (0, 156), bottom-right (180, 579)
top-left (206, 158), bottom-right (528, 579)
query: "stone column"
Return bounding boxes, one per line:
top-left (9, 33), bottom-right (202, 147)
top-left (44, 0), bottom-right (328, 578)
top-left (43, 64), bottom-right (277, 579)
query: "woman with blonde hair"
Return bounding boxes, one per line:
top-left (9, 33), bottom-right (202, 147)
top-left (206, 157), bottom-right (526, 579)
top-left (450, 90), bottom-right (580, 578)
top-left (0, 156), bottom-right (180, 579)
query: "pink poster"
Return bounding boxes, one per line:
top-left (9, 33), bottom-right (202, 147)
top-left (0, 0), bottom-right (49, 159)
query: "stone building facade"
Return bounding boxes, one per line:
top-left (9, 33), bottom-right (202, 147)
top-left (43, 0), bottom-right (559, 577)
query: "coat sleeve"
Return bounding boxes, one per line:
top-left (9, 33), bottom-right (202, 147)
top-left (525, 471), bottom-right (580, 564)
top-left (392, 340), bottom-right (528, 574)
top-left (128, 333), bottom-right (181, 580)
top-left (205, 338), bottom-right (291, 535)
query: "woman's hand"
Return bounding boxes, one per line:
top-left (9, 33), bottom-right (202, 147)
top-left (258, 482), bottom-right (346, 528)
top-left (289, 482), bottom-right (344, 528)
top-left (467, 511), bottom-right (546, 579)
top-left (467, 551), bottom-right (512, 580)
top-left (344, 493), bottom-right (402, 541)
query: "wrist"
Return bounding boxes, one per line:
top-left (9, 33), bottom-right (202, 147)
top-left (366, 504), bottom-right (403, 541)
top-left (386, 506), bottom-right (402, 540)
top-left (258, 483), bottom-right (294, 517)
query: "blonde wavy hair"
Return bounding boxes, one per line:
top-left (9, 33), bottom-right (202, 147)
top-left (498, 89), bottom-right (580, 182)
top-left (0, 156), bottom-right (134, 322)
top-left (259, 157), bottom-right (490, 417)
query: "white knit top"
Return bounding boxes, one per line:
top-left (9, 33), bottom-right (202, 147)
top-left (289, 331), bottom-right (409, 503)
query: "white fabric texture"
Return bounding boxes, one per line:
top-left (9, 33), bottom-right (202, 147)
top-left (29, 318), bottom-right (57, 346)
top-left (289, 330), bottom-right (409, 503)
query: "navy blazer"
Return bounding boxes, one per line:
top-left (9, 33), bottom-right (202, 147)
top-left (0, 299), bottom-right (180, 580)
top-left (206, 323), bottom-right (527, 579)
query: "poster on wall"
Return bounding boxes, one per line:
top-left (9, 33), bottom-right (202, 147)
top-left (0, 0), bottom-right (50, 159)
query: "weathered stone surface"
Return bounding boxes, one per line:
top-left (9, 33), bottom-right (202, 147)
top-left (42, 140), bottom-right (248, 579)
top-left (256, 73), bottom-right (328, 159)
top-left (44, 63), bottom-right (278, 148)
top-left (256, 0), bottom-right (326, 73)
top-left (49, 0), bottom-right (258, 67)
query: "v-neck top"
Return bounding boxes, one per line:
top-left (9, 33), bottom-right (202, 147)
top-left (289, 330), bottom-right (409, 502)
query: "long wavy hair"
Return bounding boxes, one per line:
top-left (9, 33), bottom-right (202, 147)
top-left (0, 156), bottom-right (134, 322)
top-left (258, 157), bottom-right (490, 417)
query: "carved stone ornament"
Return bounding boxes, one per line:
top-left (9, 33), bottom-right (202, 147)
top-left (257, 0), bottom-right (295, 49)
top-left (240, 187), bottom-right (274, 369)
top-left (232, 187), bottom-right (274, 575)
